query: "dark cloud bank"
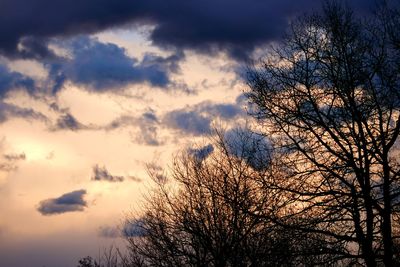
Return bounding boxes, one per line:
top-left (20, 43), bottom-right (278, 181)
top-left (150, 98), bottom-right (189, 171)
top-left (37, 189), bottom-right (87, 215)
top-left (0, 0), bottom-right (376, 61)
top-left (0, 0), bottom-right (381, 125)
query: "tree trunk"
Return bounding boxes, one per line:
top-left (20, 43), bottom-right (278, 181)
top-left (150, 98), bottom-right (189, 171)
top-left (382, 157), bottom-right (394, 266)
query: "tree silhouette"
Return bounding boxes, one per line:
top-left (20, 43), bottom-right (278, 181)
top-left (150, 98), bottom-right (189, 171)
top-left (247, 2), bottom-right (400, 266)
top-left (125, 130), bottom-right (333, 266)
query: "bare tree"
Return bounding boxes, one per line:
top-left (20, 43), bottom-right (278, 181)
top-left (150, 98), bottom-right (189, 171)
top-left (247, 1), bottom-right (400, 266)
top-left (77, 246), bottom-right (131, 267)
top-left (124, 129), bottom-right (333, 266)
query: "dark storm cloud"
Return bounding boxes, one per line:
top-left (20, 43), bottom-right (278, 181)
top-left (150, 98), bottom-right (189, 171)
top-left (91, 164), bottom-right (124, 182)
top-left (48, 37), bottom-right (182, 92)
top-left (163, 101), bottom-right (244, 135)
top-left (37, 189), bottom-right (87, 215)
top-left (0, 65), bottom-right (35, 97)
top-left (0, 0), bottom-right (377, 60)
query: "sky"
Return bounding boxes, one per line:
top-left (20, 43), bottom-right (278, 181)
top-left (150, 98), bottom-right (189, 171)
top-left (0, 1), bottom-right (379, 266)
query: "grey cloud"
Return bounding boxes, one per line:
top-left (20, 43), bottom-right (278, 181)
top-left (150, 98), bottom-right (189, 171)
top-left (0, 102), bottom-right (49, 124)
top-left (3, 153), bottom-right (25, 161)
top-left (142, 111), bottom-right (158, 122)
top-left (48, 37), bottom-right (183, 93)
top-left (91, 165), bottom-right (124, 182)
top-left (162, 101), bottom-right (244, 136)
top-left (235, 92), bottom-right (259, 114)
top-left (106, 111), bottom-right (162, 146)
top-left (37, 189), bottom-right (87, 215)
top-left (128, 175), bottom-right (143, 183)
top-left (49, 108), bottom-right (162, 146)
top-left (133, 111), bottom-right (161, 146)
top-left (197, 101), bottom-right (243, 119)
top-left (163, 109), bottom-right (212, 135)
top-left (146, 162), bottom-right (167, 183)
top-left (54, 113), bottom-right (86, 131)
top-left (17, 36), bottom-right (59, 60)
top-left (123, 219), bottom-right (146, 237)
top-left (105, 115), bottom-right (136, 130)
top-left (98, 225), bottom-right (120, 238)
top-left (188, 144), bottom-right (214, 162)
top-left (224, 128), bottom-right (271, 171)
top-left (0, 152), bottom-right (25, 172)
top-left (50, 110), bottom-right (99, 132)
top-left (0, 163), bottom-right (16, 172)
top-left (0, 64), bottom-right (35, 97)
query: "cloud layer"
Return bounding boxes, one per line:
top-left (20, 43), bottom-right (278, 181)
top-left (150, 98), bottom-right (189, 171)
top-left (0, 0), bottom-right (376, 60)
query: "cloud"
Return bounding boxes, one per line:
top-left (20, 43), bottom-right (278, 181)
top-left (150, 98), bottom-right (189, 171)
top-left (3, 153), bottom-right (25, 161)
top-left (98, 225), bottom-right (120, 238)
top-left (162, 101), bottom-right (244, 135)
top-left (0, 65), bottom-right (35, 97)
top-left (146, 162), bottom-right (167, 183)
top-left (188, 144), bottom-right (214, 162)
top-left (132, 111), bottom-right (161, 146)
top-left (224, 127), bottom-right (271, 171)
top-left (53, 113), bottom-right (86, 131)
top-left (123, 219), bottom-right (146, 237)
top-left (91, 165), bottom-right (124, 182)
top-left (0, 139), bottom-right (25, 173)
top-left (128, 175), bottom-right (143, 183)
top-left (0, 0), bottom-right (377, 60)
top-left (47, 37), bottom-right (182, 92)
top-left (0, 152), bottom-right (26, 172)
top-left (163, 109), bottom-right (212, 135)
top-left (196, 101), bottom-right (243, 119)
top-left (0, 102), bottom-right (48, 124)
top-left (105, 111), bottom-right (162, 146)
top-left (104, 115), bottom-right (136, 130)
top-left (37, 189), bottom-right (87, 215)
